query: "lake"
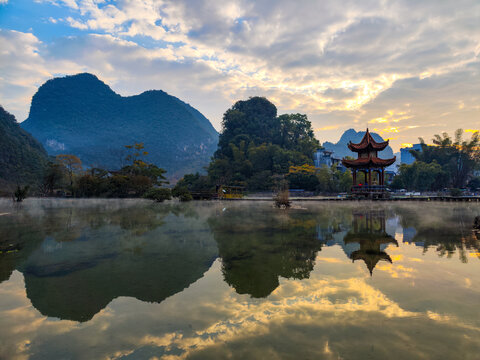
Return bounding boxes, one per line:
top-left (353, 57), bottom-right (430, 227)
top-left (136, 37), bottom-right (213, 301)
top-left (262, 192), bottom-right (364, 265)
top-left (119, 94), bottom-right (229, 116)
top-left (1, 199), bottom-right (479, 359)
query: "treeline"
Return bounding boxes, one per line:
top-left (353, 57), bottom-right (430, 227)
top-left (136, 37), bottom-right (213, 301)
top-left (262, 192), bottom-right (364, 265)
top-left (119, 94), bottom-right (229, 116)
top-left (392, 129), bottom-right (480, 192)
top-left (0, 106), bottom-right (49, 193)
top-left (174, 97), bottom-right (351, 195)
top-left (36, 143), bottom-right (173, 202)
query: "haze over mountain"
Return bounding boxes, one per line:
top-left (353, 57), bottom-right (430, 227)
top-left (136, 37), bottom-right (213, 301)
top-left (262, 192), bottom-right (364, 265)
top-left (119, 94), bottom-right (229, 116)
top-left (323, 129), bottom-right (397, 170)
top-left (0, 106), bottom-right (48, 189)
top-left (21, 73), bottom-right (218, 178)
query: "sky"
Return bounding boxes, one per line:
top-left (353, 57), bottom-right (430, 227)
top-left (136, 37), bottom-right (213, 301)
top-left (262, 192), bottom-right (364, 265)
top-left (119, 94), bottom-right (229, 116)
top-left (0, 0), bottom-right (479, 151)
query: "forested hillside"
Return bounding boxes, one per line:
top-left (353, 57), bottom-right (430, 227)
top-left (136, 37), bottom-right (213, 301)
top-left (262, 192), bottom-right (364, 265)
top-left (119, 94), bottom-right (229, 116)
top-left (0, 106), bottom-right (48, 189)
top-left (21, 73), bottom-right (218, 179)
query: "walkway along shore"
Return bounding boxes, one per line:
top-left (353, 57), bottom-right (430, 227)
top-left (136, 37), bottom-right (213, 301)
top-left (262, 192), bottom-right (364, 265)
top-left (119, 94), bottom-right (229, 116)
top-left (231, 196), bottom-right (480, 202)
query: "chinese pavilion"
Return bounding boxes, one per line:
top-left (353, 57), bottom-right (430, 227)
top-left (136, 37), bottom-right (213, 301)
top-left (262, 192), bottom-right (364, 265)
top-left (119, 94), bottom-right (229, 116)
top-left (341, 129), bottom-right (396, 198)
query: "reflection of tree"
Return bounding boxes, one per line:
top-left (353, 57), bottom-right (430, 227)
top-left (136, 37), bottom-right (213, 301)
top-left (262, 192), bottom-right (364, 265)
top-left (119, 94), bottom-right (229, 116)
top-left (2, 201), bottom-right (217, 322)
top-left (315, 208), bottom-right (352, 244)
top-left (45, 202), bottom-right (199, 238)
top-left (209, 207), bottom-right (322, 298)
top-left (0, 213), bottom-right (45, 283)
top-left (343, 210), bottom-right (398, 275)
top-left (396, 205), bottom-right (480, 263)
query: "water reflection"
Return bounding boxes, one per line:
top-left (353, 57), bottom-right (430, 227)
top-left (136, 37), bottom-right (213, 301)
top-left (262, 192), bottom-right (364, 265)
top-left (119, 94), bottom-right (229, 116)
top-left (1, 200), bottom-right (480, 359)
top-left (209, 206), bottom-right (321, 298)
top-left (1, 201), bottom-right (217, 322)
top-left (0, 200), bottom-right (479, 323)
top-left (343, 210), bottom-right (398, 275)
top-left (0, 211), bottom-right (46, 283)
top-left (397, 205), bottom-right (480, 262)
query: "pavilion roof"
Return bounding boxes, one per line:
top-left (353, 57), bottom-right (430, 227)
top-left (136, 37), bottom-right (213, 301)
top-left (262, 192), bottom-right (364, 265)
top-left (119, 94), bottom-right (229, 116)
top-left (351, 250), bottom-right (392, 275)
top-left (342, 155), bottom-right (396, 168)
top-left (348, 129), bottom-right (389, 152)
top-left (343, 232), bottom-right (398, 246)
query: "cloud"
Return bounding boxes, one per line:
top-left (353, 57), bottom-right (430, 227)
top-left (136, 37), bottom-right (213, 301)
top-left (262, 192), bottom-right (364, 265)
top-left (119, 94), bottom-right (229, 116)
top-left (0, 29), bottom-right (84, 120)
top-left (1, 0), bottom-right (479, 148)
top-left (358, 64), bottom-right (480, 148)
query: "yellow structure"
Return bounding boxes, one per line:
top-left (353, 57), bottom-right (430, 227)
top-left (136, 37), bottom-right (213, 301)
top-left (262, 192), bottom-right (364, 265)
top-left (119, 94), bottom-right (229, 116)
top-left (218, 186), bottom-right (245, 199)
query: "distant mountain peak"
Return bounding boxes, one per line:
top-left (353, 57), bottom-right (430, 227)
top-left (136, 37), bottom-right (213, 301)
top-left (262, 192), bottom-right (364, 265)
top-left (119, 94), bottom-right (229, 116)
top-left (323, 128), bottom-right (397, 170)
top-left (39, 72), bottom-right (108, 89)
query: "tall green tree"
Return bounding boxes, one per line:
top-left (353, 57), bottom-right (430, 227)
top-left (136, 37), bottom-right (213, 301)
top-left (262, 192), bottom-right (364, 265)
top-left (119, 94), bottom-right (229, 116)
top-left (316, 165), bottom-right (352, 193)
top-left (409, 129), bottom-right (480, 189)
top-left (392, 161), bottom-right (446, 191)
top-left (215, 97), bottom-right (278, 158)
top-left (208, 97), bottom-right (319, 189)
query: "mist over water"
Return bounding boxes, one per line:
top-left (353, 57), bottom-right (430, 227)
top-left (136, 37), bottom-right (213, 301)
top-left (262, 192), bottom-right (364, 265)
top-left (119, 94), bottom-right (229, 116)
top-left (0, 199), bottom-right (479, 359)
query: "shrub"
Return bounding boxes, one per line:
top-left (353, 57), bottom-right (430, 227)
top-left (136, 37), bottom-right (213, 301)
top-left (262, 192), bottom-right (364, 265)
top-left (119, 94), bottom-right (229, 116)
top-left (143, 187), bottom-right (172, 202)
top-left (179, 191), bottom-right (193, 202)
top-left (449, 188), bottom-right (462, 197)
top-left (274, 190), bottom-right (290, 208)
top-left (172, 185), bottom-right (193, 202)
top-left (14, 185), bottom-right (29, 202)
top-left (273, 177), bottom-right (290, 208)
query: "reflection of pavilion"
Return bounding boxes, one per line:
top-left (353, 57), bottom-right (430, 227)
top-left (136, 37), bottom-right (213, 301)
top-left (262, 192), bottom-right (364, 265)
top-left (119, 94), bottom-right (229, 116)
top-left (343, 210), bottom-right (398, 275)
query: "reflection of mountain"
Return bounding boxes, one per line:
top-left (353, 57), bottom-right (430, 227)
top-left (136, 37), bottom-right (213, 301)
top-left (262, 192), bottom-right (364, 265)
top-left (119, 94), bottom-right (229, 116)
top-left (343, 210), bottom-right (398, 275)
top-left (209, 207), bottom-right (322, 298)
top-left (11, 203), bottom-right (217, 322)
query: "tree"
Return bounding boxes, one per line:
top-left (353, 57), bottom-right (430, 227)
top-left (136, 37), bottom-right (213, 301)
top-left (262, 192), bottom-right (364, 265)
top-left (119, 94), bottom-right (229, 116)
top-left (56, 154), bottom-right (82, 189)
top-left (67, 142), bottom-right (169, 199)
top-left (315, 165), bottom-right (352, 193)
top-left (175, 173), bottom-right (213, 193)
top-left (40, 162), bottom-right (65, 195)
top-left (14, 185), bottom-right (29, 202)
top-left (391, 161), bottom-right (446, 191)
top-left (143, 188), bottom-right (172, 202)
top-left (467, 177), bottom-right (480, 192)
top-left (171, 186), bottom-right (193, 201)
top-left (125, 142), bottom-right (149, 168)
top-left (411, 129), bottom-right (480, 188)
top-left (277, 114), bottom-right (319, 155)
top-left (207, 97), bottom-right (320, 190)
top-left (215, 97), bottom-right (278, 158)
top-left (287, 164), bottom-right (319, 191)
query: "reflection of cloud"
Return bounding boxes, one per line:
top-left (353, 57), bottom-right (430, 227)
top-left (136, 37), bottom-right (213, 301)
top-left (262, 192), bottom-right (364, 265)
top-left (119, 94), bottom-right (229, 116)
top-left (376, 263), bottom-right (415, 279)
top-left (2, 202), bottom-right (480, 359)
top-left (316, 257), bottom-right (346, 264)
top-left (2, 258), bottom-right (479, 360)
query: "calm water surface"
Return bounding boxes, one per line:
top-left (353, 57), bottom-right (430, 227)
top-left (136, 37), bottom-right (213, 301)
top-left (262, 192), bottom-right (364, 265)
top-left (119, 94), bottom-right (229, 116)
top-left (0, 199), bottom-right (480, 359)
